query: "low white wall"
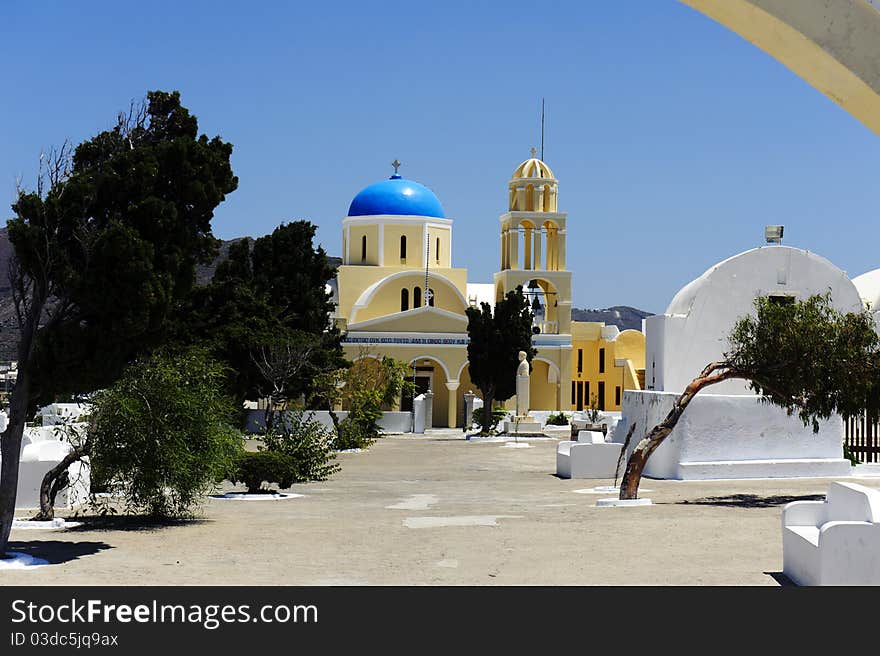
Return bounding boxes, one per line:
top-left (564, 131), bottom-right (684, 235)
top-left (12, 440), bottom-right (91, 510)
top-left (245, 410), bottom-right (413, 434)
top-left (614, 390), bottom-right (852, 480)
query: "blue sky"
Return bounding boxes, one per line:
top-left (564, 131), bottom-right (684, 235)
top-left (2, 1), bottom-right (878, 313)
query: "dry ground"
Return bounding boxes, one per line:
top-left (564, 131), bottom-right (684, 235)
top-left (5, 431), bottom-right (875, 585)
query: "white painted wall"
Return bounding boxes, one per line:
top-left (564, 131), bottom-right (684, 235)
top-left (647, 246), bottom-right (864, 394)
top-left (245, 410), bottom-right (413, 435)
top-left (614, 390), bottom-right (852, 480)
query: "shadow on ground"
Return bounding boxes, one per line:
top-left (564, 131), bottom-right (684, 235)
top-left (6, 540), bottom-right (112, 564)
top-left (765, 571), bottom-right (796, 586)
top-left (678, 494), bottom-right (825, 508)
top-left (65, 516), bottom-right (211, 533)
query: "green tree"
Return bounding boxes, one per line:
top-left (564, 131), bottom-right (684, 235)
top-left (88, 348), bottom-right (243, 516)
top-left (177, 222), bottom-right (344, 410)
top-left (0, 90), bottom-right (237, 553)
top-left (619, 293), bottom-right (880, 500)
top-left (465, 286), bottom-right (536, 434)
top-left (334, 355), bottom-right (413, 449)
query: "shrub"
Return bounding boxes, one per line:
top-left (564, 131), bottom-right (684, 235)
top-left (471, 406), bottom-right (508, 434)
top-left (231, 451), bottom-right (300, 493)
top-left (261, 409), bottom-right (340, 480)
top-left (89, 348), bottom-right (244, 517)
top-left (545, 411), bottom-right (569, 426)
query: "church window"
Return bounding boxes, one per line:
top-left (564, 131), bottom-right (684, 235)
top-left (598, 381), bottom-right (606, 410)
top-left (615, 386), bottom-right (621, 406)
top-left (401, 288), bottom-right (409, 311)
top-left (361, 235), bottom-right (367, 263)
top-left (414, 287), bottom-right (422, 308)
top-left (599, 348), bottom-right (606, 373)
top-left (400, 235), bottom-right (407, 261)
top-left (436, 238), bottom-right (440, 263)
top-left (577, 349), bottom-right (583, 373)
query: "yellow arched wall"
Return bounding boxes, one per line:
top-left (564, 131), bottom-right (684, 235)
top-left (529, 360), bottom-right (558, 411)
top-left (681, 0), bottom-right (880, 136)
top-left (352, 273), bottom-right (468, 323)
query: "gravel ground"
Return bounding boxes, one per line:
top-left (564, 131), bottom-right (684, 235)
top-left (4, 430), bottom-right (876, 585)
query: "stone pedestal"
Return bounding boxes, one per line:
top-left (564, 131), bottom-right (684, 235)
top-left (424, 389), bottom-right (434, 430)
top-left (463, 392), bottom-right (476, 431)
top-left (504, 418), bottom-right (542, 434)
top-left (516, 374), bottom-right (529, 417)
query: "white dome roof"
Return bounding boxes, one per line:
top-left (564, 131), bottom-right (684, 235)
top-left (852, 268), bottom-right (880, 311)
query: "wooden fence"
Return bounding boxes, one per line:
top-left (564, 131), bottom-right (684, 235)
top-left (845, 413), bottom-right (880, 464)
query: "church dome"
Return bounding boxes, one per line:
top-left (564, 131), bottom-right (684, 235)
top-left (512, 156), bottom-right (555, 180)
top-left (348, 175), bottom-right (446, 218)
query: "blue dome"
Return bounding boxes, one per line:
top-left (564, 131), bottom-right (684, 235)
top-left (348, 175), bottom-right (446, 218)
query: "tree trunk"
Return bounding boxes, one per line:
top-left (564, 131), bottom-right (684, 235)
top-left (619, 363), bottom-right (737, 500)
top-left (33, 445), bottom-right (87, 521)
top-left (0, 285), bottom-right (46, 556)
top-left (479, 388), bottom-right (494, 436)
top-left (0, 368), bottom-right (33, 556)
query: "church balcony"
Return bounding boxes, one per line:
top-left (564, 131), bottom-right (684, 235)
top-left (533, 320), bottom-right (559, 335)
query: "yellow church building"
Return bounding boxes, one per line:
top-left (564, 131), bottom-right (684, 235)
top-left (331, 154), bottom-right (644, 427)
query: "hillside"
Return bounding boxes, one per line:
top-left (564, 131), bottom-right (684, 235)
top-left (0, 230), bottom-right (343, 360)
top-left (570, 305), bottom-right (654, 332)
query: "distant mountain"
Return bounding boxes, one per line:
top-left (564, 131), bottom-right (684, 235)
top-left (570, 305), bottom-right (654, 332)
top-left (0, 231), bottom-right (343, 361)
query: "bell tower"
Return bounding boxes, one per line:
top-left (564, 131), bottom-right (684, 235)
top-left (495, 149), bottom-right (572, 336)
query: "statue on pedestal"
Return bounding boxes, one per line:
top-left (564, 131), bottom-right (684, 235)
top-left (516, 350), bottom-right (530, 418)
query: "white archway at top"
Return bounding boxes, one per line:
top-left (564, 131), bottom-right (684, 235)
top-left (407, 355), bottom-right (452, 382)
top-left (532, 357), bottom-right (561, 384)
top-left (349, 270), bottom-right (469, 324)
top-left (679, 0), bottom-right (880, 136)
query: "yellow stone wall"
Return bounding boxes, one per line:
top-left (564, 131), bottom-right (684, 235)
top-left (570, 322), bottom-right (645, 412)
top-left (347, 224), bottom-right (380, 265)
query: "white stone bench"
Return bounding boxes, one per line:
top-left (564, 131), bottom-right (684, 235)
top-left (782, 481), bottom-right (880, 585)
top-left (556, 431), bottom-right (624, 479)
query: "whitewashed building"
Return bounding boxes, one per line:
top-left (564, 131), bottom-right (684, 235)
top-left (616, 244), bottom-right (859, 480)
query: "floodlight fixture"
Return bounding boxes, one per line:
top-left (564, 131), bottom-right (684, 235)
top-left (765, 225), bottom-right (784, 244)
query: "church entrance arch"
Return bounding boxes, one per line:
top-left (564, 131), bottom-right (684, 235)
top-left (403, 356), bottom-right (452, 428)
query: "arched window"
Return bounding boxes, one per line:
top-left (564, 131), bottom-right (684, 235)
top-left (400, 235), bottom-right (407, 260)
top-left (361, 235), bottom-right (367, 263)
top-left (401, 288), bottom-right (409, 312)
top-left (413, 287), bottom-right (422, 308)
top-left (435, 238), bottom-right (440, 263)
top-left (428, 288), bottom-right (435, 307)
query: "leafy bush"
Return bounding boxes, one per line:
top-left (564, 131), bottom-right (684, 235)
top-left (843, 443), bottom-right (860, 467)
top-left (231, 451), bottom-right (300, 493)
top-left (545, 411), bottom-right (570, 426)
top-left (89, 348), bottom-right (244, 517)
top-left (331, 355), bottom-right (414, 450)
top-left (260, 409), bottom-right (339, 480)
top-left (471, 406), bottom-right (508, 434)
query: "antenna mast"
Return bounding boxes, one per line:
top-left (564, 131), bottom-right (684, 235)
top-left (540, 98), bottom-right (545, 160)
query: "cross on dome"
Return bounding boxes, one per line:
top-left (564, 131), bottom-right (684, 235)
top-left (530, 147), bottom-right (537, 157)
top-left (392, 159), bottom-right (401, 175)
